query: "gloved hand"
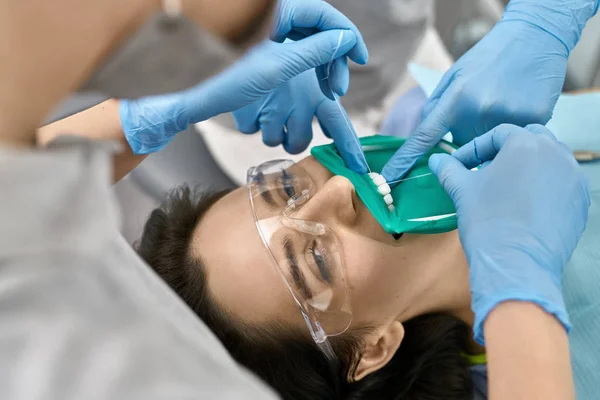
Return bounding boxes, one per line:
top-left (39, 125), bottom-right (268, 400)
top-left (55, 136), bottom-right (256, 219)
top-left (381, 0), bottom-right (599, 182)
top-left (120, 0), bottom-right (368, 154)
top-left (273, 0), bottom-right (368, 98)
top-left (233, 61), bottom-right (368, 173)
top-left (429, 124), bottom-right (591, 345)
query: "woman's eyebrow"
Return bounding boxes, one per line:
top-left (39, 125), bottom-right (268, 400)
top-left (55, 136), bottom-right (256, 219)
top-left (283, 236), bottom-right (312, 300)
top-left (254, 172), bottom-right (277, 208)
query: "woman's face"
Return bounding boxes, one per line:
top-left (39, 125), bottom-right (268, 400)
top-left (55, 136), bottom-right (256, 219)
top-left (192, 156), bottom-right (468, 337)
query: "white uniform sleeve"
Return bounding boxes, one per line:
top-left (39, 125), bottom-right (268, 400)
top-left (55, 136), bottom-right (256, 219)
top-left (0, 137), bottom-right (277, 400)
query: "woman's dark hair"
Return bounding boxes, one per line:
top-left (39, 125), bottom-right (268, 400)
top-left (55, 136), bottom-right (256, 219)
top-left (137, 185), bottom-right (474, 400)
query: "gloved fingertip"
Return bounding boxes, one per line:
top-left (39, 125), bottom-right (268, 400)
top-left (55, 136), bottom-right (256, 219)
top-left (382, 164), bottom-right (408, 183)
top-left (431, 153), bottom-right (457, 173)
top-left (428, 153), bottom-right (444, 175)
top-left (263, 136), bottom-right (282, 147)
top-left (335, 143), bottom-right (368, 174)
top-left (428, 153), bottom-right (467, 193)
top-left (233, 115), bottom-right (259, 134)
top-left (350, 158), bottom-right (369, 175)
top-left (330, 61), bottom-right (350, 97)
top-left (332, 86), bottom-right (345, 97)
top-left (329, 76), bottom-right (347, 97)
top-left (236, 125), bottom-right (260, 135)
top-left (283, 142), bottom-right (303, 155)
top-left (318, 77), bottom-right (336, 101)
top-left (347, 32), bottom-right (369, 65)
top-left (356, 47), bottom-right (369, 65)
top-left (525, 124), bottom-right (556, 141)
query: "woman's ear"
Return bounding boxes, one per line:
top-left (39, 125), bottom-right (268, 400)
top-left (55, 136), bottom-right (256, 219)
top-left (352, 321), bottom-right (405, 381)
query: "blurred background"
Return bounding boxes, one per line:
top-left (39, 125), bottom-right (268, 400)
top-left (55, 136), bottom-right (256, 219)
top-left (48, 0), bottom-right (600, 244)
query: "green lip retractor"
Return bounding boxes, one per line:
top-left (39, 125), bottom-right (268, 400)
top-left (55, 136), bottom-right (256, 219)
top-left (311, 135), bottom-right (458, 235)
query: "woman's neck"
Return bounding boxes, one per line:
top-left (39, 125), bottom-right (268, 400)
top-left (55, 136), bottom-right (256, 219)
top-left (401, 231), bottom-right (474, 328)
top-left (410, 231), bottom-right (484, 354)
top-left (0, 0), bottom-right (158, 147)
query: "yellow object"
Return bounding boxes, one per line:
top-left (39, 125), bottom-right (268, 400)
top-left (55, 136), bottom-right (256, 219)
top-left (465, 353), bottom-right (487, 366)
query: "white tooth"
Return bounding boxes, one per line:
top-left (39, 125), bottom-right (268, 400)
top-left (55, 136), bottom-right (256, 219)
top-left (373, 175), bottom-right (386, 186)
top-left (368, 172), bottom-right (379, 179)
top-left (383, 194), bottom-right (393, 205)
top-left (377, 183), bottom-right (391, 196)
top-left (388, 205), bottom-right (395, 212)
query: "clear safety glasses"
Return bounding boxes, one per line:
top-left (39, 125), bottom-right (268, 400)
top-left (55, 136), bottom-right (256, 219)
top-left (247, 160), bottom-right (352, 362)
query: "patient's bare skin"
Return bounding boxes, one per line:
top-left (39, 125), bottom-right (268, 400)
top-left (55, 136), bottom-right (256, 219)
top-left (193, 155), bottom-right (475, 379)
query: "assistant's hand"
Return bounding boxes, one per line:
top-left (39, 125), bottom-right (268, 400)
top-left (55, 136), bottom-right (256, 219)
top-left (233, 65), bottom-right (368, 173)
top-left (120, 0), bottom-right (369, 155)
top-left (429, 124), bottom-right (591, 344)
top-left (273, 0), bottom-right (368, 98)
top-left (382, 0), bottom-right (599, 182)
top-left (120, 29), bottom-right (359, 154)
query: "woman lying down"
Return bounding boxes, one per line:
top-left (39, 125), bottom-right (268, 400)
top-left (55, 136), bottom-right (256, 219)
top-left (38, 93), bottom-right (600, 400)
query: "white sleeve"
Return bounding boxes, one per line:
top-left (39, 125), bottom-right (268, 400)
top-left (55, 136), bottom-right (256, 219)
top-left (0, 138), bottom-right (277, 400)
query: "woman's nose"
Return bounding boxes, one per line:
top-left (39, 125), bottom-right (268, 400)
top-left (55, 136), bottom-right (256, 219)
top-left (294, 176), bottom-right (358, 227)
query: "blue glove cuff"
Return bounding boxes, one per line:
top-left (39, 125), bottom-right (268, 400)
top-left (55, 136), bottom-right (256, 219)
top-left (472, 294), bottom-right (572, 346)
top-left (503, 0), bottom-right (599, 52)
top-left (119, 97), bottom-right (190, 155)
top-left (467, 247), bottom-right (572, 346)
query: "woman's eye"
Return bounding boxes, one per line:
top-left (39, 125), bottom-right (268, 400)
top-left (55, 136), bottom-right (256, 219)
top-left (280, 169), bottom-right (297, 199)
top-left (308, 240), bottom-right (332, 283)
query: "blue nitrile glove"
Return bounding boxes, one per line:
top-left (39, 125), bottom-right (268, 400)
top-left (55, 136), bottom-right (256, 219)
top-left (120, 30), bottom-right (359, 154)
top-left (429, 124), bottom-right (591, 345)
top-left (233, 45), bottom-right (368, 173)
top-left (382, 0), bottom-right (599, 182)
top-left (120, 0), bottom-right (369, 155)
top-left (273, 0), bottom-right (368, 98)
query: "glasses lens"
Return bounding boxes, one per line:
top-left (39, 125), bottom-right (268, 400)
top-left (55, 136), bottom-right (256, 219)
top-left (249, 160), bottom-right (312, 214)
top-left (248, 161), bottom-right (352, 337)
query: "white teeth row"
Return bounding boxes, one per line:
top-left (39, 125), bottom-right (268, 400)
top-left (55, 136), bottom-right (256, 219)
top-left (368, 173), bottom-right (395, 212)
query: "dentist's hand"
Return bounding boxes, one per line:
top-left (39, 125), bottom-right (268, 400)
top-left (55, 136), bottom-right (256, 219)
top-left (120, 30), bottom-right (360, 154)
top-left (382, 0), bottom-right (599, 182)
top-left (120, 0), bottom-right (369, 155)
top-left (429, 124), bottom-right (591, 344)
top-left (233, 65), bottom-right (368, 173)
top-left (273, 0), bottom-right (369, 98)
